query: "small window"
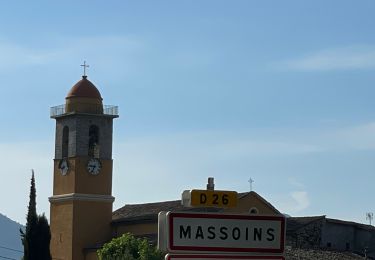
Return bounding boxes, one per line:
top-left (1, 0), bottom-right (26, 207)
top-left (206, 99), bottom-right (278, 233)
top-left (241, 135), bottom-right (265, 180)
top-left (249, 207), bottom-right (259, 214)
top-left (62, 126), bottom-right (69, 158)
top-left (346, 242), bottom-right (350, 250)
top-left (88, 125), bottom-right (99, 157)
top-left (327, 242), bottom-right (331, 248)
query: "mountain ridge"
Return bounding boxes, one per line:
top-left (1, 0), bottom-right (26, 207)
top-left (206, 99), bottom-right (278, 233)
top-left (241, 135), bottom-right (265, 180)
top-left (0, 213), bottom-right (24, 259)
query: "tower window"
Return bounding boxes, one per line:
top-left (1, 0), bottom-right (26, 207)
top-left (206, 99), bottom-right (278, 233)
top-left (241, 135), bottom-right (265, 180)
top-left (62, 126), bottom-right (69, 158)
top-left (89, 125), bottom-right (99, 157)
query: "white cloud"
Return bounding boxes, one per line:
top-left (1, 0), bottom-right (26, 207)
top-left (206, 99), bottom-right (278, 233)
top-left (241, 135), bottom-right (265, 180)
top-left (111, 131), bottom-right (321, 210)
top-left (278, 45), bottom-right (375, 71)
top-left (335, 122), bottom-right (375, 150)
top-left (0, 141), bottom-right (53, 225)
top-left (288, 177), bottom-right (305, 189)
top-left (290, 191), bottom-right (310, 211)
top-left (0, 42), bottom-right (55, 69)
top-left (0, 35), bottom-right (143, 71)
top-left (273, 191), bottom-right (310, 215)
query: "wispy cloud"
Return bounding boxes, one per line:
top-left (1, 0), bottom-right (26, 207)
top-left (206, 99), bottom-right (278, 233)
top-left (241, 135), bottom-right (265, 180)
top-left (0, 141), bottom-right (53, 225)
top-left (290, 191), bottom-right (310, 211)
top-left (111, 131), bottom-right (320, 208)
top-left (325, 122), bottom-right (375, 151)
top-left (277, 45), bottom-right (375, 71)
top-left (0, 35), bottom-right (143, 71)
top-left (274, 191), bottom-right (310, 215)
top-left (336, 122), bottom-right (375, 150)
top-left (0, 42), bottom-right (56, 69)
top-left (288, 177), bottom-right (305, 189)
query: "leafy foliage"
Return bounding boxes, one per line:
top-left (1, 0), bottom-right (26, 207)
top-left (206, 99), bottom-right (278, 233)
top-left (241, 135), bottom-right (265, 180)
top-left (97, 233), bottom-right (164, 260)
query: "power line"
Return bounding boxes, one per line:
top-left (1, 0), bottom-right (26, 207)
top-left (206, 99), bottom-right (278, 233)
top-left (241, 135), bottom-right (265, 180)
top-left (0, 255), bottom-right (17, 260)
top-left (0, 246), bottom-right (23, 253)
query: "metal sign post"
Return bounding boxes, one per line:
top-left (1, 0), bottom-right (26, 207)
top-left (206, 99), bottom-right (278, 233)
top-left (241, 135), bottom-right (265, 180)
top-left (165, 254), bottom-right (285, 260)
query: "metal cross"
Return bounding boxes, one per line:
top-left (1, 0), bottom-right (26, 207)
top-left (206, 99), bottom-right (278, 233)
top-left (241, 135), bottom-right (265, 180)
top-left (80, 61), bottom-right (89, 77)
top-left (248, 178), bottom-right (254, 192)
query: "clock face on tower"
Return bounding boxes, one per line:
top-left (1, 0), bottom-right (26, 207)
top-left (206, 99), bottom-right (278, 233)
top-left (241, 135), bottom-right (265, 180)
top-left (58, 159), bottom-right (69, 176)
top-left (87, 158), bottom-right (101, 175)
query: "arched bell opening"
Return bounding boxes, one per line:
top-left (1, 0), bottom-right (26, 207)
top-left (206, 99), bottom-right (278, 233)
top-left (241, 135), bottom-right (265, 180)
top-left (62, 126), bottom-right (69, 158)
top-left (88, 125), bottom-right (100, 158)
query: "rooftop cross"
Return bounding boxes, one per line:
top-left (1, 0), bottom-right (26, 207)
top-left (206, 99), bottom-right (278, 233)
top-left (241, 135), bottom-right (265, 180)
top-left (80, 61), bottom-right (89, 77)
top-left (248, 178), bottom-right (254, 192)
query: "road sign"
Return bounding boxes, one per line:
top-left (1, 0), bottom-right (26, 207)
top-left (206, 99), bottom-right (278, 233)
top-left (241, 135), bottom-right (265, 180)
top-left (182, 190), bottom-right (238, 208)
top-left (162, 212), bottom-right (285, 254)
top-left (165, 254), bottom-right (285, 260)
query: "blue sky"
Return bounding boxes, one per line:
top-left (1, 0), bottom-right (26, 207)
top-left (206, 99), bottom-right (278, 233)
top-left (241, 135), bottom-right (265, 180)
top-left (0, 1), bottom-right (374, 226)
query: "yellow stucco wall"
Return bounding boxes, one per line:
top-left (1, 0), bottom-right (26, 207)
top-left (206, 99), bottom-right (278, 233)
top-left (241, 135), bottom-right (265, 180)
top-left (50, 199), bottom-right (113, 260)
top-left (65, 96), bottom-right (103, 114)
top-left (72, 200), bottom-right (113, 260)
top-left (53, 158), bottom-right (113, 195)
top-left (50, 202), bottom-right (73, 260)
top-left (114, 222), bottom-right (158, 237)
top-left (224, 192), bottom-right (279, 215)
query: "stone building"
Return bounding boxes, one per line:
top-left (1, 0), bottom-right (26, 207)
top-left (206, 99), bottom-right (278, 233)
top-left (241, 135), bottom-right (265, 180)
top-left (287, 216), bottom-right (375, 258)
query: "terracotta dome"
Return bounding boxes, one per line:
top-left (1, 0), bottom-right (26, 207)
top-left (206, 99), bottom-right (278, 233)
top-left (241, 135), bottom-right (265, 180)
top-left (66, 76), bottom-right (102, 100)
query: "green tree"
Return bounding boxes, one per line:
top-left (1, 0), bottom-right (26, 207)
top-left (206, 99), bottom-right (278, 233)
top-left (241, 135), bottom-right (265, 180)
top-left (20, 170), bottom-right (52, 260)
top-left (35, 214), bottom-right (52, 260)
top-left (97, 233), bottom-right (164, 260)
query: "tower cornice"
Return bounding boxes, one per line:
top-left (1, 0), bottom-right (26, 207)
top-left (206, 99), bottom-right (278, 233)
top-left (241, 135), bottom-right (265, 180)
top-left (49, 193), bottom-right (115, 203)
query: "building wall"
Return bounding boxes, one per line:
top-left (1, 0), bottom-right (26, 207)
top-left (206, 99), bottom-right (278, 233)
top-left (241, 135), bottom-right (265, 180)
top-left (114, 222), bottom-right (158, 237)
top-left (352, 227), bottom-right (375, 258)
top-left (287, 219), bottom-right (323, 249)
top-left (50, 202), bottom-right (73, 260)
top-left (50, 200), bottom-right (113, 260)
top-left (321, 222), bottom-right (356, 251)
top-left (55, 114), bottom-right (114, 160)
top-left (224, 193), bottom-right (279, 215)
top-left (73, 200), bottom-right (113, 257)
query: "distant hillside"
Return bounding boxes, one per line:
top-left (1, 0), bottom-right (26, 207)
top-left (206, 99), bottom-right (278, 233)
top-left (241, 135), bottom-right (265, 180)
top-left (0, 213), bottom-right (24, 259)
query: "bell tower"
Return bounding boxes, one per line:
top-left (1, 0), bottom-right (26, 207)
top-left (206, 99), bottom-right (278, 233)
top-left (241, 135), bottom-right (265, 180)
top-left (49, 73), bottom-right (118, 260)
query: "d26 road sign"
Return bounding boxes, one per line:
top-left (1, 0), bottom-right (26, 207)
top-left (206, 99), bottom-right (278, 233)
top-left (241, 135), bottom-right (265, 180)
top-left (182, 190), bottom-right (238, 208)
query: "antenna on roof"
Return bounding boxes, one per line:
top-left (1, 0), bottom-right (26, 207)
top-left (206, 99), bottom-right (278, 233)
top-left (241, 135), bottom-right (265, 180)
top-left (366, 212), bottom-right (373, 225)
top-left (248, 178), bottom-right (254, 192)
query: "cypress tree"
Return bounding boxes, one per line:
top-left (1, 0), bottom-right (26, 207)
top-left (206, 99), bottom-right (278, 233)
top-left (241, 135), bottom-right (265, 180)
top-left (20, 170), bottom-right (51, 260)
top-left (36, 214), bottom-right (52, 260)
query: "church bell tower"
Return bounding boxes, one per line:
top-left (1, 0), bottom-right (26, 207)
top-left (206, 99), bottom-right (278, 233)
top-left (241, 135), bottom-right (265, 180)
top-left (49, 70), bottom-right (118, 260)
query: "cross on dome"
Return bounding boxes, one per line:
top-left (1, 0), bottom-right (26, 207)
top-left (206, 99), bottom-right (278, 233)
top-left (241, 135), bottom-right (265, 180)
top-left (80, 61), bottom-right (89, 77)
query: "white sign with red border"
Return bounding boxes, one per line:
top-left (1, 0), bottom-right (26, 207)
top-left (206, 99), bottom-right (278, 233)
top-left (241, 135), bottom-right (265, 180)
top-left (165, 254), bottom-right (285, 260)
top-left (160, 212), bottom-right (285, 254)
